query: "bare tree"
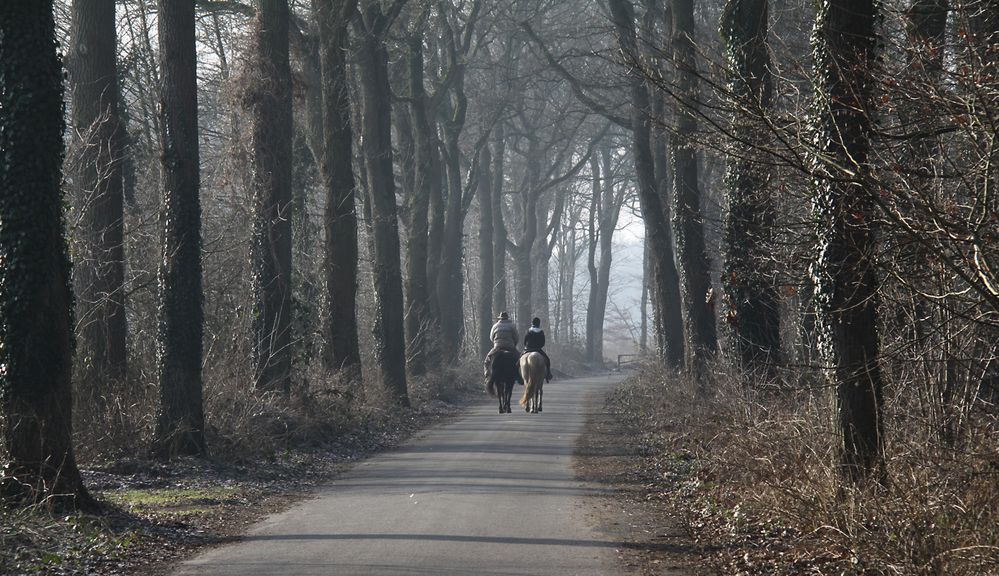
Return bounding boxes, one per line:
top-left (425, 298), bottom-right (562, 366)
top-left (155, 0), bottom-right (206, 456)
top-left (249, 0), bottom-right (294, 393)
top-left (670, 0), bottom-right (718, 378)
top-left (355, 0), bottom-right (409, 406)
top-left (811, 0), bottom-right (884, 484)
top-left (67, 0), bottom-right (128, 401)
top-left (607, 0), bottom-right (685, 367)
top-left (313, 0), bottom-right (363, 375)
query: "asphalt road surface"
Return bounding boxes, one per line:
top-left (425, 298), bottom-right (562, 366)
top-left (174, 373), bottom-right (627, 576)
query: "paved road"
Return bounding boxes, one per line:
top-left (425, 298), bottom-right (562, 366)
top-left (174, 373), bottom-right (626, 576)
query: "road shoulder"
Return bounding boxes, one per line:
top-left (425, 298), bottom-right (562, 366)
top-left (574, 375), bottom-right (703, 575)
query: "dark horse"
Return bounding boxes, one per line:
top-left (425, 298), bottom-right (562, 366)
top-left (486, 350), bottom-right (519, 413)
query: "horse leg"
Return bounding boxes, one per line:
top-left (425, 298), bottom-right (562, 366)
top-left (538, 383), bottom-right (543, 412)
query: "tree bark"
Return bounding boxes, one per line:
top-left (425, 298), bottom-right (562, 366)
top-left (437, 80), bottom-right (469, 360)
top-left (356, 0), bottom-right (409, 406)
top-left (402, 34), bottom-right (439, 375)
top-left (313, 0), bottom-right (362, 375)
top-left (68, 0), bottom-right (128, 402)
top-left (812, 0), bottom-right (885, 484)
top-left (650, 93), bottom-right (685, 368)
top-left (671, 0), bottom-right (718, 379)
top-left (586, 148), bottom-right (623, 365)
top-left (0, 0), bottom-right (94, 507)
top-left (607, 0), bottom-right (684, 368)
top-left (477, 145), bottom-right (495, 358)
top-left (491, 123), bottom-right (509, 314)
top-left (250, 0), bottom-right (294, 393)
top-left (155, 0), bottom-right (206, 457)
top-left (720, 0), bottom-right (781, 378)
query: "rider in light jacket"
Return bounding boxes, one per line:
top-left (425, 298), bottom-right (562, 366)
top-left (484, 312), bottom-right (520, 381)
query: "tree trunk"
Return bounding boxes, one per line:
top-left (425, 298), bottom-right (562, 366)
top-left (313, 0), bottom-right (362, 375)
top-left (403, 35), bottom-right (437, 376)
top-left (491, 123), bottom-right (509, 314)
top-left (514, 140), bottom-right (542, 336)
top-left (356, 2), bottom-right (409, 406)
top-left (592, 148), bottom-right (619, 365)
top-left (477, 145), bottom-right (495, 358)
top-left (720, 0), bottom-right (781, 378)
top-left (0, 0), bottom-right (94, 507)
top-left (437, 113), bottom-right (469, 360)
top-left (640, 240), bottom-right (649, 352)
top-left (670, 0), bottom-right (718, 380)
top-left (250, 0), bottom-right (294, 393)
top-left (585, 155), bottom-right (602, 363)
top-left (155, 0), bottom-right (206, 457)
top-left (812, 0), bottom-right (885, 484)
top-left (650, 94), bottom-right (685, 368)
top-left (68, 0), bottom-right (128, 403)
top-left (607, 0), bottom-right (684, 368)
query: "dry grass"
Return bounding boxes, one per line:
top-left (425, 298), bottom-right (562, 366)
top-left (614, 363), bottom-right (999, 575)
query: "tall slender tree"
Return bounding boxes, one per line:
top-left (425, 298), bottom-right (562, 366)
top-left (249, 0), bottom-right (294, 393)
top-left (606, 0), bottom-right (684, 367)
top-left (313, 0), bottom-right (362, 376)
top-left (355, 0), bottom-right (409, 406)
top-left (492, 122), bottom-right (510, 315)
top-left (586, 147), bottom-right (627, 364)
top-left (155, 0), bottom-right (206, 456)
top-left (671, 0), bottom-right (718, 378)
top-left (402, 30), bottom-right (438, 376)
top-left (811, 0), bottom-right (885, 483)
top-left (68, 0), bottom-right (128, 400)
top-left (477, 145), bottom-right (496, 358)
top-left (0, 0), bottom-right (94, 507)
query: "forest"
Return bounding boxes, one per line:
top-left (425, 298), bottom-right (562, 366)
top-left (1, 0), bottom-right (998, 574)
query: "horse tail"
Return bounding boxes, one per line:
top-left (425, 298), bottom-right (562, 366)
top-left (519, 373), bottom-right (534, 406)
top-left (518, 353), bottom-right (542, 406)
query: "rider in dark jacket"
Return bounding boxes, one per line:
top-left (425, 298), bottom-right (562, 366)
top-left (523, 317), bottom-right (553, 382)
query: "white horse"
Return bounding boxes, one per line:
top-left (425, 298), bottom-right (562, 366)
top-left (518, 352), bottom-right (546, 413)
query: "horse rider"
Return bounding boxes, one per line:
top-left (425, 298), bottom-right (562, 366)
top-left (524, 317), bottom-right (553, 383)
top-left (484, 311), bottom-right (520, 382)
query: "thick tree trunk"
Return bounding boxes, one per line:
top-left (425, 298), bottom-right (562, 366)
top-left (313, 0), bottom-right (362, 375)
top-left (812, 0), bottom-right (885, 484)
top-left (356, 2), bottom-right (409, 406)
top-left (0, 1), bottom-right (94, 507)
top-left (68, 0), bottom-right (128, 401)
top-left (155, 0), bottom-right (206, 457)
top-left (720, 0), bottom-right (781, 378)
top-left (670, 0), bottom-right (718, 379)
top-left (250, 0), bottom-right (294, 393)
top-left (477, 145), bottom-right (495, 358)
top-left (607, 0), bottom-right (684, 368)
